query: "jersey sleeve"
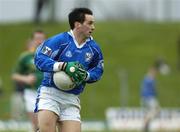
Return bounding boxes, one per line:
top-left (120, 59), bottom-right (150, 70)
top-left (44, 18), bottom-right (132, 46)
top-left (34, 33), bottom-right (65, 72)
top-left (86, 45), bottom-right (104, 83)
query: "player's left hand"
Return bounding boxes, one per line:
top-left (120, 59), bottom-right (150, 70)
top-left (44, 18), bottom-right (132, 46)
top-left (76, 63), bottom-right (88, 82)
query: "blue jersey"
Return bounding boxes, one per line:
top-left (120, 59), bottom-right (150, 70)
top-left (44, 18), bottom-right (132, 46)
top-left (141, 76), bottom-right (157, 98)
top-left (34, 30), bottom-right (104, 95)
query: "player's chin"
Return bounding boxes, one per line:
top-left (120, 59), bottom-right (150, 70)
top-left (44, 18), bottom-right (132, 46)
top-left (85, 34), bottom-right (90, 38)
top-left (88, 32), bottom-right (92, 36)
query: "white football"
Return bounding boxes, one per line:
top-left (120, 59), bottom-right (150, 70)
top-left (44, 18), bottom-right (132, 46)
top-left (53, 71), bottom-right (75, 91)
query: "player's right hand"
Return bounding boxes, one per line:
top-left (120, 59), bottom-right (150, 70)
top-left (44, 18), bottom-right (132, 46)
top-left (25, 74), bottom-right (36, 85)
top-left (61, 62), bottom-right (83, 86)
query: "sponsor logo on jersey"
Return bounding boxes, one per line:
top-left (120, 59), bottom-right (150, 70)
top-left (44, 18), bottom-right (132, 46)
top-left (65, 50), bottom-right (72, 58)
top-left (85, 52), bottom-right (92, 62)
top-left (42, 46), bottom-right (52, 56)
top-left (98, 60), bottom-right (104, 69)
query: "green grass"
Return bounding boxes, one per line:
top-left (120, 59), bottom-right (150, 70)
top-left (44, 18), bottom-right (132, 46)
top-left (0, 21), bottom-right (180, 121)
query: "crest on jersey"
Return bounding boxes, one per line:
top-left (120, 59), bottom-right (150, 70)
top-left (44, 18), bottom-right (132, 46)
top-left (41, 46), bottom-right (52, 56)
top-left (85, 52), bottom-right (92, 62)
top-left (65, 50), bottom-right (72, 58)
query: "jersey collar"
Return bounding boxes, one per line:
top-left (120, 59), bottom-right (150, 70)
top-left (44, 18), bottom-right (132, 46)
top-left (68, 30), bottom-right (93, 48)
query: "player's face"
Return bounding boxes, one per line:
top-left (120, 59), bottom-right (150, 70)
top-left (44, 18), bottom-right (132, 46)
top-left (33, 33), bottom-right (46, 45)
top-left (29, 33), bottom-right (46, 52)
top-left (80, 14), bottom-right (95, 38)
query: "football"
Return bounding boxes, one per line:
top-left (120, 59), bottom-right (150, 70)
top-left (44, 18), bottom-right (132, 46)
top-left (53, 71), bottom-right (75, 91)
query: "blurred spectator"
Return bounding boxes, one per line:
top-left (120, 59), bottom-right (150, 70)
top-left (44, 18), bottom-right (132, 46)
top-left (154, 57), bottom-right (170, 75)
top-left (11, 29), bottom-right (46, 131)
top-left (140, 66), bottom-right (160, 132)
top-left (34, 0), bottom-right (49, 23)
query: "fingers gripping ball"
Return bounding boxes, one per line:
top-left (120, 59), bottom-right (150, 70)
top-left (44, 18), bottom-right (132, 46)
top-left (53, 71), bottom-right (76, 91)
top-left (62, 62), bottom-right (83, 85)
top-left (76, 63), bottom-right (88, 81)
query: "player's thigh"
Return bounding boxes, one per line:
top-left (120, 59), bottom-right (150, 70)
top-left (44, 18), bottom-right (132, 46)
top-left (57, 120), bottom-right (81, 132)
top-left (38, 110), bottom-right (58, 132)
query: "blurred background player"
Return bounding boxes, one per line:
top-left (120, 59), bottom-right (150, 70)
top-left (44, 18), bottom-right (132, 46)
top-left (140, 66), bottom-right (160, 132)
top-left (11, 29), bottom-right (46, 131)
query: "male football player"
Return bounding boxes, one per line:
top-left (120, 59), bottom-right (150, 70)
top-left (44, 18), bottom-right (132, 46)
top-left (12, 30), bottom-right (46, 131)
top-left (34, 7), bottom-right (104, 132)
top-left (140, 66), bottom-right (160, 132)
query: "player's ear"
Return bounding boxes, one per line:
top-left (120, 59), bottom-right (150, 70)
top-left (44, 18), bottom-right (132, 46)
top-left (74, 22), bottom-right (81, 28)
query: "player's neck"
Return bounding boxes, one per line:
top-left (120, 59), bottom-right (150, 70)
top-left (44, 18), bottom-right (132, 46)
top-left (73, 30), bottom-right (86, 45)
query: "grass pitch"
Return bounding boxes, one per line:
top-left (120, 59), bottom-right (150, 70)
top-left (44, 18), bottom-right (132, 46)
top-left (0, 21), bottom-right (180, 121)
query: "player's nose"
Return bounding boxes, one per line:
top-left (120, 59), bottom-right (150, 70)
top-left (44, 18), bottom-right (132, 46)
top-left (91, 24), bottom-right (95, 30)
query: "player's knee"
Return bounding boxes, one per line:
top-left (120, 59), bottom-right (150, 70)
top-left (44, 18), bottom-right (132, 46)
top-left (39, 121), bottom-right (56, 132)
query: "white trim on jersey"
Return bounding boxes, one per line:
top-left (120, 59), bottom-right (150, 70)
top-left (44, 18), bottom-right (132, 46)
top-left (68, 30), bottom-right (92, 49)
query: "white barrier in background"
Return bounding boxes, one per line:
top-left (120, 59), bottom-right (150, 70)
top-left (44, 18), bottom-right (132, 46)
top-left (106, 107), bottom-right (180, 131)
top-left (0, 120), bottom-right (106, 131)
top-left (0, 120), bottom-right (32, 131)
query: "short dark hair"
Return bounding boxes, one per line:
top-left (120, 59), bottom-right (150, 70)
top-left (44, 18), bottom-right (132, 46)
top-left (68, 7), bottom-right (93, 29)
top-left (31, 29), bottom-right (46, 39)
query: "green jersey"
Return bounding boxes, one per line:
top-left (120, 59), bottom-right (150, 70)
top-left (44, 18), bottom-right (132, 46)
top-left (13, 51), bottom-right (43, 90)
